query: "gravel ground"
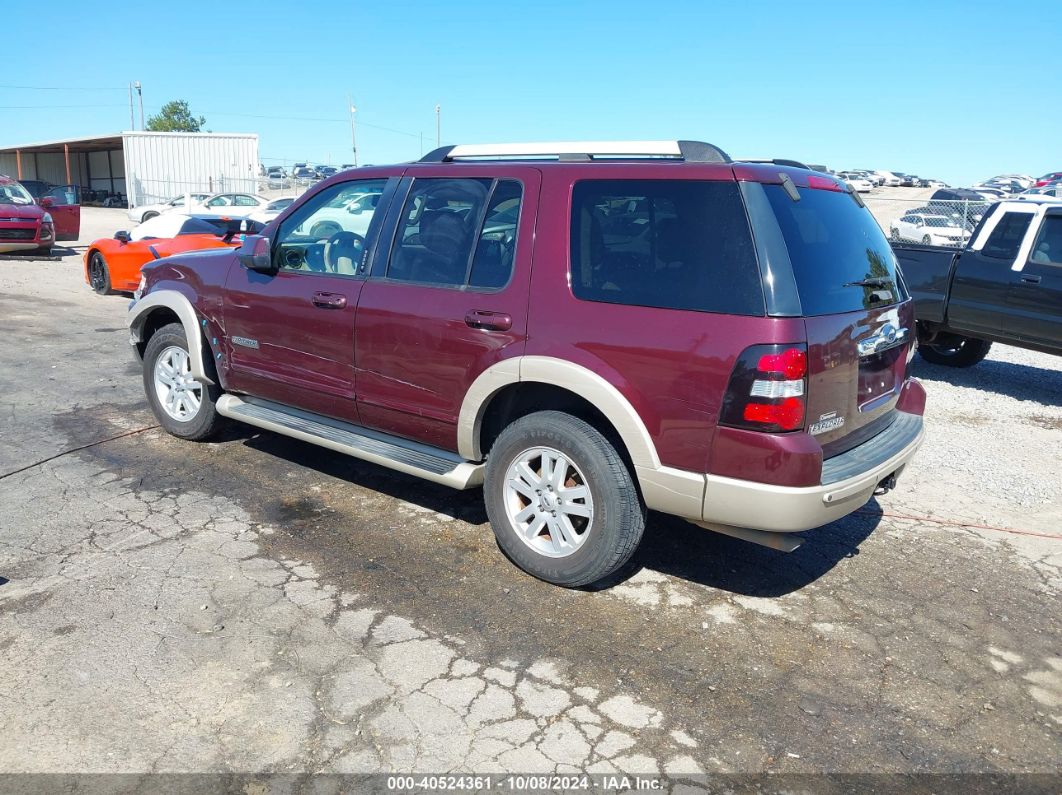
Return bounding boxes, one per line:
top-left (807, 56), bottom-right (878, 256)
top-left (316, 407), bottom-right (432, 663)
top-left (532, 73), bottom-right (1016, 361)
top-left (0, 209), bottom-right (1058, 785)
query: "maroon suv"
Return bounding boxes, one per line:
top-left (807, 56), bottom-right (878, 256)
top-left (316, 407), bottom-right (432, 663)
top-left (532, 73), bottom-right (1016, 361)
top-left (128, 140), bottom-right (925, 587)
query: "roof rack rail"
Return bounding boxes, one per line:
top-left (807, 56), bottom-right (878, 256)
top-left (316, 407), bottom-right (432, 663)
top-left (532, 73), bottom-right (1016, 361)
top-left (419, 140), bottom-right (731, 164)
top-left (738, 158), bottom-right (812, 170)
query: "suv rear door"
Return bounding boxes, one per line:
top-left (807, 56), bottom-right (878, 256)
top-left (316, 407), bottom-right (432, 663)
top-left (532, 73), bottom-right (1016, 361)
top-left (353, 166), bottom-right (540, 451)
top-left (756, 177), bottom-right (915, 456)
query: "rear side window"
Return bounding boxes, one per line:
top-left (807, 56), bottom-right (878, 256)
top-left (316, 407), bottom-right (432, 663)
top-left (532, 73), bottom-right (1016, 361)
top-left (570, 180), bottom-right (764, 315)
top-left (387, 178), bottom-right (521, 290)
top-left (982, 212), bottom-right (1033, 260)
top-left (764, 185), bottom-right (906, 316)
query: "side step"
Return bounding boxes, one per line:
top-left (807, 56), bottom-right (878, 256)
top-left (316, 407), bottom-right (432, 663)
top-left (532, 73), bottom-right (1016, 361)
top-left (216, 395), bottom-right (484, 489)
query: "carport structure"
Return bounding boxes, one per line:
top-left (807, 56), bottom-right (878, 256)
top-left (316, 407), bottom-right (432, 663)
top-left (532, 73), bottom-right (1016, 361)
top-left (0, 131), bottom-right (259, 207)
top-left (0, 134), bottom-right (124, 199)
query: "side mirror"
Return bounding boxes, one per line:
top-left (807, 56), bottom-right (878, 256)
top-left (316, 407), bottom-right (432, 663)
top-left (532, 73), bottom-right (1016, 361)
top-left (347, 204), bottom-right (363, 215)
top-left (114, 230), bottom-right (131, 244)
top-left (40, 196), bottom-right (55, 209)
top-left (237, 235), bottom-right (274, 272)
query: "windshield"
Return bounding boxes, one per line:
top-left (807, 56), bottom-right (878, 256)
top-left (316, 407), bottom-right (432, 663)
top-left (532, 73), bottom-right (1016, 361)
top-left (764, 184), bottom-right (907, 315)
top-left (0, 182), bottom-right (34, 206)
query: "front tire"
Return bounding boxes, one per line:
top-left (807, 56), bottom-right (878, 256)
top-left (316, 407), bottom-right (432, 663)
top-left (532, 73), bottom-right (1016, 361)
top-left (142, 211), bottom-right (159, 221)
top-left (88, 252), bottom-right (113, 295)
top-left (484, 411), bottom-right (646, 588)
top-left (142, 323), bottom-right (225, 440)
top-left (919, 336), bottom-right (992, 367)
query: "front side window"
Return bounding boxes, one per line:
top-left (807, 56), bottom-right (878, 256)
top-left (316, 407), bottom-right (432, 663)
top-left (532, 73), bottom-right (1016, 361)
top-left (387, 178), bottom-right (522, 290)
top-left (1030, 216), bottom-right (1062, 266)
top-left (274, 179), bottom-right (387, 276)
top-left (570, 179), bottom-right (764, 315)
top-left (982, 212), bottom-right (1033, 260)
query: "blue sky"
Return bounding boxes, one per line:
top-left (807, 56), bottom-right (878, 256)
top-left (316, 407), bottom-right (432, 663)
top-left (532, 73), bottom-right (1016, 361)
top-left (2, 1), bottom-right (1056, 185)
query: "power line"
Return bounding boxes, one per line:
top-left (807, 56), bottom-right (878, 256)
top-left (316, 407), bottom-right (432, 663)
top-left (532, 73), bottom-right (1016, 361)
top-left (0, 84), bottom-right (126, 91)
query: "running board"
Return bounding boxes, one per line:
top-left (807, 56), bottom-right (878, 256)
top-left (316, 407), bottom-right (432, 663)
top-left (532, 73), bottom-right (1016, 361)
top-left (216, 395), bottom-right (484, 490)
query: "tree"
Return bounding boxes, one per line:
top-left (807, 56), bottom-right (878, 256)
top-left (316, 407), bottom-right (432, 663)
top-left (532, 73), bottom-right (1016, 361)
top-left (146, 100), bottom-right (206, 132)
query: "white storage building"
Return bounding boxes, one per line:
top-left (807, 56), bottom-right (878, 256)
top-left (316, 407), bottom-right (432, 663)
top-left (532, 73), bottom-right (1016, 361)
top-left (0, 131), bottom-right (259, 209)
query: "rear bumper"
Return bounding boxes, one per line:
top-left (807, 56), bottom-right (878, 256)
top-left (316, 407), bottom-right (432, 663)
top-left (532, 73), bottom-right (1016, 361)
top-left (700, 411), bottom-right (924, 532)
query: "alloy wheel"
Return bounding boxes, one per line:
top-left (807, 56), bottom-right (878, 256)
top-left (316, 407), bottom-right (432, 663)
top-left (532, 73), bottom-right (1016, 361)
top-left (503, 447), bottom-right (594, 558)
top-left (152, 346), bottom-right (202, 422)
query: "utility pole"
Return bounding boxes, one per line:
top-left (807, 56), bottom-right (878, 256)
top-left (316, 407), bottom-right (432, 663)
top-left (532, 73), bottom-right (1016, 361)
top-left (348, 96), bottom-right (358, 167)
top-left (134, 81), bottom-right (144, 130)
top-left (435, 104), bottom-right (441, 148)
top-left (128, 83), bottom-right (134, 130)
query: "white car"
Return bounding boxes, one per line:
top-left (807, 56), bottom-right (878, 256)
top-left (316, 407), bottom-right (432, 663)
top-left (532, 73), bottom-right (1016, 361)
top-left (292, 189), bottom-right (383, 238)
top-left (838, 172), bottom-right (874, 192)
top-left (128, 193), bottom-right (210, 224)
top-left (871, 171), bottom-right (903, 187)
top-left (247, 196), bottom-right (297, 226)
top-left (184, 192), bottom-right (271, 219)
top-left (890, 212), bottom-right (966, 246)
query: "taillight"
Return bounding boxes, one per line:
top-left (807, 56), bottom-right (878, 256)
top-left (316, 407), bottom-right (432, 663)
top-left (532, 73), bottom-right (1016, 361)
top-left (720, 344), bottom-right (808, 433)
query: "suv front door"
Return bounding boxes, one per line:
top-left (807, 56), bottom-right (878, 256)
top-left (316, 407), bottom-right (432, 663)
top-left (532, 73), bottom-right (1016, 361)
top-left (1006, 211), bottom-right (1062, 348)
top-left (222, 177), bottom-right (393, 423)
top-left (354, 168), bottom-right (540, 451)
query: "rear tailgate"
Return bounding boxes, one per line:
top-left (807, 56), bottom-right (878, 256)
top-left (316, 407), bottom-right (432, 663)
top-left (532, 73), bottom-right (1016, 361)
top-left (755, 173), bottom-right (914, 457)
top-left (804, 301), bottom-right (914, 455)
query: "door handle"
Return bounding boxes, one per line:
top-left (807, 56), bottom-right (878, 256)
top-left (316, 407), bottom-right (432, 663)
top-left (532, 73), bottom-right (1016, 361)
top-left (311, 291), bottom-right (347, 309)
top-left (1020, 274), bottom-right (1042, 285)
top-left (464, 310), bottom-right (512, 331)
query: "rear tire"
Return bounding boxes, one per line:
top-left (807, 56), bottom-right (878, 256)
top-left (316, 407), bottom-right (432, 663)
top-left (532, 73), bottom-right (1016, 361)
top-left (142, 323), bottom-right (226, 440)
top-left (88, 252), bottom-right (113, 295)
top-left (484, 411), bottom-right (646, 588)
top-left (922, 235), bottom-right (933, 246)
top-left (919, 336), bottom-right (992, 367)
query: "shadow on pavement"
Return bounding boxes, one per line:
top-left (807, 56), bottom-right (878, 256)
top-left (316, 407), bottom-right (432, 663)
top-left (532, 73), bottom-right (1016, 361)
top-left (912, 356), bottom-right (1062, 407)
top-left (239, 427), bottom-right (879, 598)
top-left (616, 504), bottom-right (881, 597)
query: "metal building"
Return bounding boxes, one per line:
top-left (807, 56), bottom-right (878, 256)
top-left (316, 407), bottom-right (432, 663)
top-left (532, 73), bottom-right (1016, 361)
top-left (0, 131), bottom-right (259, 209)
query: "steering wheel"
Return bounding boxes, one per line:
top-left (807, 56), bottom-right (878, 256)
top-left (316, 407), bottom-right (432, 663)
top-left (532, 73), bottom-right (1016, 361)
top-left (323, 231), bottom-right (366, 274)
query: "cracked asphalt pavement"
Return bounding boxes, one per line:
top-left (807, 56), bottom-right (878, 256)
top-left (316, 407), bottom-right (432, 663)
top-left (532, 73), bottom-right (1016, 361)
top-left (0, 218), bottom-right (1059, 781)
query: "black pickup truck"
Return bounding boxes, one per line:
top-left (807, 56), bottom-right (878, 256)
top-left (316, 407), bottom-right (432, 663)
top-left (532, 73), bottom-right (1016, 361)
top-left (893, 197), bottom-right (1062, 366)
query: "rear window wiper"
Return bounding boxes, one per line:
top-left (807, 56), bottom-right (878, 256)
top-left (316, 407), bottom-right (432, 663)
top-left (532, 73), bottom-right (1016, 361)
top-left (844, 277), bottom-right (892, 288)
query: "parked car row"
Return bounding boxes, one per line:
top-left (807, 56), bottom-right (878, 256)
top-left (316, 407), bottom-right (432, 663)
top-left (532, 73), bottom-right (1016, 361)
top-left (835, 169), bottom-right (946, 191)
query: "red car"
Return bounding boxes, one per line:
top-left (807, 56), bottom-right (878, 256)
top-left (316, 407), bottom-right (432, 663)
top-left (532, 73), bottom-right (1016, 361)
top-left (1034, 171), bottom-right (1062, 187)
top-left (128, 140), bottom-right (926, 588)
top-left (0, 177), bottom-right (80, 254)
top-left (84, 214), bottom-right (259, 295)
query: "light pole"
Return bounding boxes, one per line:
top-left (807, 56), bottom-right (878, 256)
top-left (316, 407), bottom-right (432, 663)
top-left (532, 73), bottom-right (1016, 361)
top-left (128, 83), bottom-right (134, 130)
top-left (134, 81), bottom-right (144, 130)
top-left (435, 104), bottom-right (441, 148)
top-left (348, 96), bottom-right (358, 167)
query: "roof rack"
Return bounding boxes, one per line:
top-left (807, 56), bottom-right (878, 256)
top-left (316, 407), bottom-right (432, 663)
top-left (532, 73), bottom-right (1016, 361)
top-left (738, 158), bottom-right (812, 170)
top-left (418, 140), bottom-right (731, 164)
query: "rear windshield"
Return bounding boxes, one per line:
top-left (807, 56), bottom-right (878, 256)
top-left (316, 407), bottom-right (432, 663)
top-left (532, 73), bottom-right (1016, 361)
top-left (764, 185), bottom-right (907, 315)
top-left (570, 180), bottom-right (764, 315)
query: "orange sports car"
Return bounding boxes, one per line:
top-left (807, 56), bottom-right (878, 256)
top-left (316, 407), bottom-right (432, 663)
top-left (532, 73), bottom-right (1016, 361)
top-left (84, 214), bottom-right (261, 295)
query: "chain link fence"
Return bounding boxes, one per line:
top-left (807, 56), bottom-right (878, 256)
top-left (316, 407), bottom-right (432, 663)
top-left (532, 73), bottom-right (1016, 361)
top-left (865, 193), bottom-right (992, 249)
